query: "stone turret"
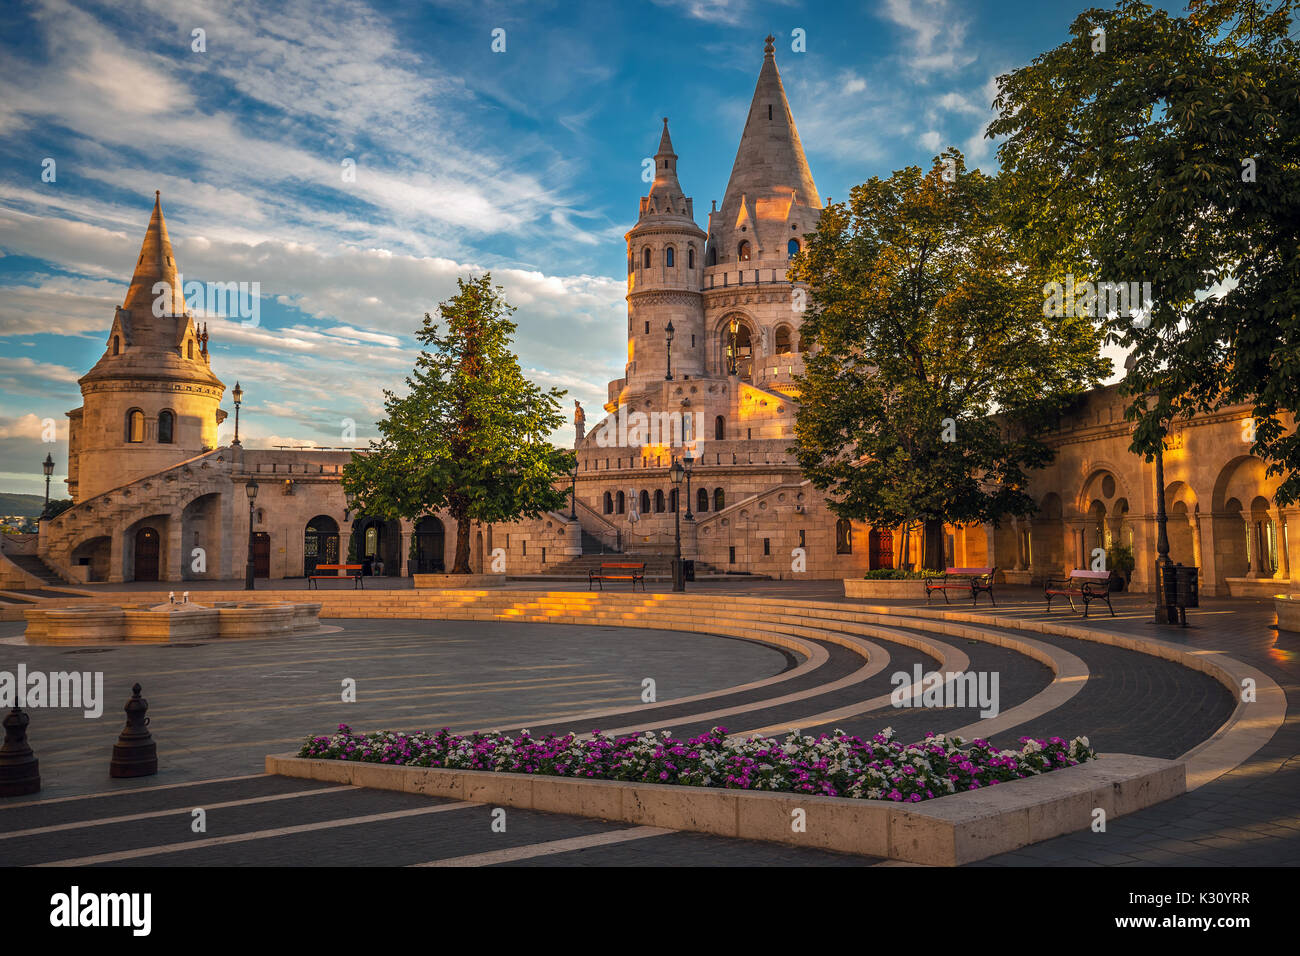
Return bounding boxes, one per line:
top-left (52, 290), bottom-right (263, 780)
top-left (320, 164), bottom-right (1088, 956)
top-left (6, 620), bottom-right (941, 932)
top-left (623, 118), bottom-right (708, 396)
top-left (702, 37), bottom-right (821, 386)
top-left (66, 193), bottom-right (226, 501)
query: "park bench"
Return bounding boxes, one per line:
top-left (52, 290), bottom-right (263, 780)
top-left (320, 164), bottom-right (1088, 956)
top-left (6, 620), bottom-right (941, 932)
top-left (308, 563), bottom-right (364, 589)
top-left (588, 562), bottom-right (647, 591)
top-left (1044, 569), bottom-right (1116, 618)
top-left (924, 567), bottom-right (997, 606)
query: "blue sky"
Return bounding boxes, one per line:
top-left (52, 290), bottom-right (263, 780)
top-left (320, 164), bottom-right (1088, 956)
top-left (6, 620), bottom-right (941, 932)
top-left (0, 0), bottom-right (1167, 496)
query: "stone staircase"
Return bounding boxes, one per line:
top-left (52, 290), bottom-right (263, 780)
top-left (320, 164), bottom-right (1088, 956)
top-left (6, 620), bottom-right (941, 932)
top-left (528, 552), bottom-right (729, 578)
top-left (3, 552), bottom-right (69, 586)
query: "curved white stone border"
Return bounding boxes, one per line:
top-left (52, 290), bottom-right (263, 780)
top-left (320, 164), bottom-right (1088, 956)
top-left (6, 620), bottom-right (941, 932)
top-left (267, 751), bottom-right (1183, 866)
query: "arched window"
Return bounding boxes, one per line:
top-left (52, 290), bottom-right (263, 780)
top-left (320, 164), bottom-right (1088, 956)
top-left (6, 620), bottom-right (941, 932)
top-left (836, 519), bottom-right (853, 554)
top-left (738, 240), bottom-right (752, 262)
top-left (665, 247), bottom-right (675, 268)
top-left (775, 326), bottom-right (792, 354)
top-left (111, 335), bottom-right (120, 356)
top-left (603, 491), bottom-right (613, 514)
top-left (707, 245), bottom-right (717, 266)
top-left (639, 490), bottom-right (651, 514)
top-left (643, 248), bottom-right (651, 268)
top-left (157, 410), bottom-right (175, 444)
top-left (126, 409), bottom-right (145, 443)
top-left (713, 488), bottom-right (725, 511)
top-left (616, 491), bottom-right (625, 514)
top-left (669, 488), bottom-right (678, 512)
top-left (697, 487), bottom-right (709, 513)
top-left (788, 238), bottom-right (800, 258)
top-left (654, 489), bottom-right (665, 513)
top-left (714, 415), bottom-right (725, 441)
top-left (688, 247), bottom-right (695, 269)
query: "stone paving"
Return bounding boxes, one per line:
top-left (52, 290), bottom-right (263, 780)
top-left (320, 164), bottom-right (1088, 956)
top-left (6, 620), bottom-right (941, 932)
top-left (0, 579), bottom-right (1294, 866)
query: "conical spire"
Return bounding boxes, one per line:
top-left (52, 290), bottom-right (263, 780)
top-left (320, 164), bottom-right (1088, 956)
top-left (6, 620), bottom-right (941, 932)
top-left (122, 191), bottom-right (184, 315)
top-left (719, 37), bottom-right (820, 213)
top-left (645, 117), bottom-right (687, 216)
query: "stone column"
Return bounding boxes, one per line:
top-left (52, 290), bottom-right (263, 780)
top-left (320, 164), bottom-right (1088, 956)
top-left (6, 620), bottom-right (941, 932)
top-left (163, 516), bottom-right (184, 583)
top-left (1244, 515), bottom-right (1258, 578)
top-left (1189, 510), bottom-right (1204, 583)
top-left (1272, 506), bottom-right (1288, 581)
top-left (108, 532), bottom-right (125, 584)
top-left (982, 521), bottom-right (996, 570)
top-left (1010, 516), bottom-right (1025, 571)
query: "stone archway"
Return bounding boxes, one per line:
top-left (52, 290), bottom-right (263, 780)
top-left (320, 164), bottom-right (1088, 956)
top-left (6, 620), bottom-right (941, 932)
top-left (413, 516), bottom-right (446, 573)
top-left (304, 515), bottom-right (340, 577)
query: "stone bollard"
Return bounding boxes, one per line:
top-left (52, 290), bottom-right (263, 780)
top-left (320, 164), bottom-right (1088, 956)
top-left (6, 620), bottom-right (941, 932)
top-left (0, 707), bottom-right (41, 796)
top-left (109, 683), bottom-right (157, 778)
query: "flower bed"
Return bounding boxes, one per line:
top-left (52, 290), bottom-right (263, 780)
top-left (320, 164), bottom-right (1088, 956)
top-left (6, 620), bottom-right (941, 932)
top-left (298, 725), bottom-right (1096, 803)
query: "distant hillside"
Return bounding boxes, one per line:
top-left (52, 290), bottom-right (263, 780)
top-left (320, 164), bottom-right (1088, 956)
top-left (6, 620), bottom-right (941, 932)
top-left (0, 492), bottom-right (47, 517)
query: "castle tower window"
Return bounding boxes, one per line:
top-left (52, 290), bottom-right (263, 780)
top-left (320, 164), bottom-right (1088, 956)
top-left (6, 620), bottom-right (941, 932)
top-left (111, 335), bottom-right (120, 355)
top-left (738, 241), bottom-right (752, 262)
top-left (126, 409), bottom-right (145, 443)
top-left (187, 340), bottom-right (194, 359)
top-left (697, 487), bottom-right (709, 513)
top-left (788, 238), bottom-right (800, 257)
top-left (836, 519), bottom-right (853, 554)
top-left (639, 490), bottom-right (651, 514)
top-left (616, 491), bottom-right (625, 514)
top-left (654, 489), bottom-right (665, 513)
top-left (643, 248), bottom-right (651, 268)
top-left (603, 491), bottom-right (613, 514)
top-left (157, 410), bottom-right (175, 444)
top-left (670, 488), bottom-right (678, 512)
top-left (666, 247), bottom-right (675, 268)
top-left (775, 326), bottom-right (792, 354)
top-left (707, 246), bottom-right (717, 266)
top-left (714, 415), bottom-right (725, 441)
top-left (714, 487), bottom-right (725, 510)
top-left (688, 248), bottom-right (695, 269)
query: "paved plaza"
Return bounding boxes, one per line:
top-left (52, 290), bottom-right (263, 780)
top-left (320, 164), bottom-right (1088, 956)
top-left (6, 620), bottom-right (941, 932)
top-left (1, 580), bottom-right (1295, 867)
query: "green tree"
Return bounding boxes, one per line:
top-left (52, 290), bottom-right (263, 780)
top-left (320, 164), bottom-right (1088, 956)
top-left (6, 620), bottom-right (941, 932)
top-left (989, 0), bottom-right (1300, 498)
top-left (790, 150), bottom-right (1109, 569)
top-left (343, 275), bottom-right (572, 573)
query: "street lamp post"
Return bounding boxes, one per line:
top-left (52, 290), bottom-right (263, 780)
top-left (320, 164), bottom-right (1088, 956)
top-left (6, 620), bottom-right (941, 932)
top-left (665, 321), bottom-right (674, 381)
top-left (727, 317), bottom-right (738, 375)
top-left (244, 481), bottom-right (258, 590)
top-left (682, 448), bottom-right (694, 521)
top-left (669, 458), bottom-right (685, 591)
top-left (231, 381), bottom-right (243, 446)
top-left (569, 460), bottom-right (578, 519)
top-left (42, 453), bottom-right (54, 507)
top-left (1153, 429), bottom-right (1175, 624)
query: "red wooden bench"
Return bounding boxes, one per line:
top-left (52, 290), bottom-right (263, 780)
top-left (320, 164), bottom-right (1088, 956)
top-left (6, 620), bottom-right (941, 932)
top-left (925, 567), bottom-right (997, 606)
top-left (1044, 569), bottom-right (1116, 617)
top-left (308, 563), bottom-right (364, 589)
top-left (588, 562), bottom-right (646, 591)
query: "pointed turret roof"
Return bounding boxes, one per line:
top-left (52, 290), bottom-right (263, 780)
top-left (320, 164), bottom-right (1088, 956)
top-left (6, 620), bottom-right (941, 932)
top-left (122, 191), bottom-right (184, 315)
top-left (645, 117), bottom-right (688, 216)
top-left (719, 36), bottom-right (820, 212)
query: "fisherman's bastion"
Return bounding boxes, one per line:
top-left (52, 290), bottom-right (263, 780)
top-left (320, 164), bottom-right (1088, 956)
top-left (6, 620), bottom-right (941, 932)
top-left (1, 40), bottom-right (1290, 598)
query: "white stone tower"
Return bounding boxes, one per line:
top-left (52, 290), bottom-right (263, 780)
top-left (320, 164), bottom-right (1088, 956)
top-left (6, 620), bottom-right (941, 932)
top-left (621, 118), bottom-right (709, 398)
top-left (66, 193), bottom-right (226, 501)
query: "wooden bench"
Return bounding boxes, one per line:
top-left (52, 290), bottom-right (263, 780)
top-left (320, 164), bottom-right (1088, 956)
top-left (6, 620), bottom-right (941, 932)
top-left (308, 563), bottom-right (364, 589)
top-left (925, 567), bottom-right (997, 606)
top-left (1044, 569), bottom-right (1116, 617)
top-left (588, 562), bottom-right (647, 591)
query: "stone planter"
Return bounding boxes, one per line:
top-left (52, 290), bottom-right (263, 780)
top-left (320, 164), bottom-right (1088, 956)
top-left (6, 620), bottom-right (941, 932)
top-left (1276, 594), bottom-right (1300, 632)
top-left (293, 602), bottom-right (323, 631)
top-left (413, 573), bottom-right (506, 589)
top-left (216, 603), bottom-right (297, 639)
top-left (40, 607), bottom-right (127, 644)
top-left (843, 578), bottom-right (928, 600)
top-left (124, 606), bottom-right (220, 643)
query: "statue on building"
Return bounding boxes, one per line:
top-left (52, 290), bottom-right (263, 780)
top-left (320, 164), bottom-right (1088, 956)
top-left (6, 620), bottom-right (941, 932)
top-left (574, 400), bottom-right (586, 443)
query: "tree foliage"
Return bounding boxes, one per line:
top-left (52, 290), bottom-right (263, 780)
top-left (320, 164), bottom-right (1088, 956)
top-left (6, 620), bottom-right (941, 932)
top-left (790, 150), bottom-right (1109, 567)
top-left (989, 0), bottom-right (1300, 498)
top-left (342, 275), bottom-right (572, 573)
